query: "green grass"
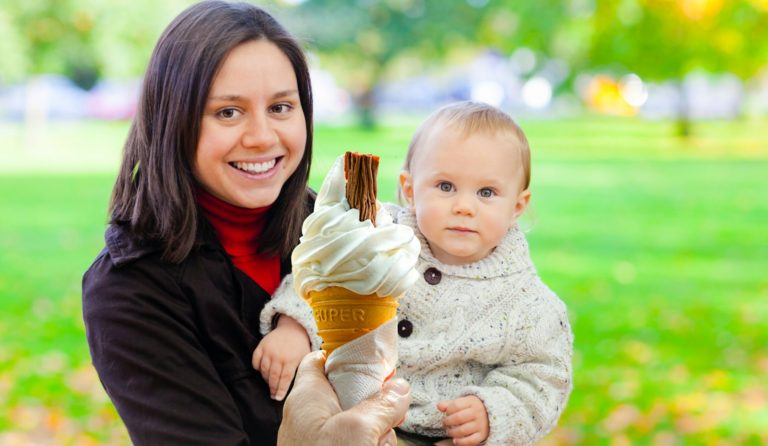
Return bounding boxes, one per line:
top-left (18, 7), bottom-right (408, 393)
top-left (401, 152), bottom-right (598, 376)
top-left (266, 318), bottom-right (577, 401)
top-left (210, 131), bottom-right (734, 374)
top-left (1, 116), bottom-right (767, 444)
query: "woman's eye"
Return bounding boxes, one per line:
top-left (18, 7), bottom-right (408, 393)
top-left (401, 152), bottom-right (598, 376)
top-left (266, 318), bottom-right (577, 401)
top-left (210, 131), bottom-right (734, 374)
top-left (438, 182), bottom-right (453, 192)
top-left (270, 103), bottom-right (293, 114)
top-left (478, 188), bottom-right (495, 198)
top-left (217, 108), bottom-right (241, 119)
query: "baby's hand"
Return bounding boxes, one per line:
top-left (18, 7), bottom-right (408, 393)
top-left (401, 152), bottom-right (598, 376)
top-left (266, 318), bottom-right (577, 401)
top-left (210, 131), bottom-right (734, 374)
top-left (436, 395), bottom-right (489, 446)
top-left (252, 316), bottom-right (310, 401)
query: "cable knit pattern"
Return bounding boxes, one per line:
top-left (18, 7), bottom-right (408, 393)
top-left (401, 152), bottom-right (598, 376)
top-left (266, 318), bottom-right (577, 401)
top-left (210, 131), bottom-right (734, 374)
top-left (259, 274), bottom-right (323, 352)
top-left (387, 204), bottom-right (573, 446)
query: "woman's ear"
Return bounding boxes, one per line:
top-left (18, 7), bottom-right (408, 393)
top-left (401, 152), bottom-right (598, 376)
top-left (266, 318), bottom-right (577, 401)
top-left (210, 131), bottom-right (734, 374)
top-left (399, 171), bottom-right (415, 209)
top-left (512, 189), bottom-right (531, 222)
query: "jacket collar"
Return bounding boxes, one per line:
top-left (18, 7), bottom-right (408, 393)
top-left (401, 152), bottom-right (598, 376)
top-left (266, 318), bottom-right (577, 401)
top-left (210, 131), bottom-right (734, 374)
top-left (105, 217), bottom-right (220, 267)
top-left (105, 224), bottom-right (160, 267)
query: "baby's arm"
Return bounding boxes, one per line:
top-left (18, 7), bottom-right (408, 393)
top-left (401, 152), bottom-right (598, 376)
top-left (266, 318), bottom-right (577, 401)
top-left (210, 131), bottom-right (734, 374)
top-left (259, 274), bottom-right (322, 349)
top-left (460, 294), bottom-right (573, 446)
top-left (254, 275), bottom-right (321, 401)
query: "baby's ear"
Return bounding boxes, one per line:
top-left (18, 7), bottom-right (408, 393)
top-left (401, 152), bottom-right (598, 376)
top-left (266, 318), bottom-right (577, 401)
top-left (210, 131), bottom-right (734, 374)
top-left (399, 171), bottom-right (415, 209)
top-left (512, 189), bottom-right (531, 223)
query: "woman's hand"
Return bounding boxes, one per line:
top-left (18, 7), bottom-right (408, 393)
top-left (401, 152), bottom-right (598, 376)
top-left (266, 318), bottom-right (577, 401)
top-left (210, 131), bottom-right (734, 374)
top-left (437, 395), bottom-right (490, 446)
top-left (278, 351), bottom-right (411, 446)
top-left (252, 316), bottom-right (311, 401)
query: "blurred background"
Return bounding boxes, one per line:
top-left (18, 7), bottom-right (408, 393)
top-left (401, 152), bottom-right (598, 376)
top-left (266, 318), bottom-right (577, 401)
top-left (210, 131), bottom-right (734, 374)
top-left (0, 0), bottom-right (766, 444)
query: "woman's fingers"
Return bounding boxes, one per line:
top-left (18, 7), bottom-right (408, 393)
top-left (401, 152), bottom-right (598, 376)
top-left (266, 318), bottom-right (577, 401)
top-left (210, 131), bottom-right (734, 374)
top-left (377, 428), bottom-right (397, 446)
top-left (277, 352), bottom-right (338, 446)
top-left (288, 351), bottom-right (335, 402)
top-left (335, 378), bottom-right (411, 443)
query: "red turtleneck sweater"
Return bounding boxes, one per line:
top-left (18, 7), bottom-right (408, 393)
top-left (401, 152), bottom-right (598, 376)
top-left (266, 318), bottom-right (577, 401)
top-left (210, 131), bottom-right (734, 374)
top-left (196, 189), bottom-right (280, 295)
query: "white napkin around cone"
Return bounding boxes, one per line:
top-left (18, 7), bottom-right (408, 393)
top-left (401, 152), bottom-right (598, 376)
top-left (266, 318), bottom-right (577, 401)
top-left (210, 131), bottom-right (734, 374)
top-left (324, 318), bottom-right (398, 410)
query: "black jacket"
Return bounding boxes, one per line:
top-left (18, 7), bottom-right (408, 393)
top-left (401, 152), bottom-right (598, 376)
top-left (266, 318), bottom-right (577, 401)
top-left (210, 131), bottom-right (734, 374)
top-left (83, 195), bottom-right (312, 446)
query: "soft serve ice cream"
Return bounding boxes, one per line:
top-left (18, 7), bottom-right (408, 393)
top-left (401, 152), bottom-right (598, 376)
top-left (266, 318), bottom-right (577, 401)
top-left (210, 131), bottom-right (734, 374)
top-left (292, 154), bottom-right (420, 300)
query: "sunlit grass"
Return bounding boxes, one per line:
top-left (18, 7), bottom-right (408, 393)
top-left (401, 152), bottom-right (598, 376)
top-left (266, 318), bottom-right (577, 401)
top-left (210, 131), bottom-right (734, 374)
top-left (0, 116), bottom-right (766, 444)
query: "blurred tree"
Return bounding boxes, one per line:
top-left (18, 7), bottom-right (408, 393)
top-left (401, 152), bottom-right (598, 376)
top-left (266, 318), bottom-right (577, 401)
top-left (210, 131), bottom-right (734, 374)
top-left (585, 0), bottom-right (768, 136)
top-left (0, 0), bottom-right (197, 87)
top-left (290, 0), bottom-right (767, 133)
top-left (2, 0), bottom-right (100, 89)
top-left (284, 0), bottom-right (578, 127)
top-left (89, 0), bottom-right (200, 80)
top-left (3, 0), bottom-right (764, 133)
top-left (0, 7), bottom-right (28, 83)
top-left (285, 0), bottom-right (494, 127)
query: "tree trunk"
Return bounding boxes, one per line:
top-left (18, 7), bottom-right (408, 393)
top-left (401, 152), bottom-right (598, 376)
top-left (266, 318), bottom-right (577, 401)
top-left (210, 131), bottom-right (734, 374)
top-left (675, 80), bottom-right (691, 138)
top-left (25, 77), bottom-right (48, 152)
top-left (355, 85), bottom-right (377, 130)
top-left (675, 116), bottom-right (691, 138)
top-left (353, 59), bottom-right (387, 130)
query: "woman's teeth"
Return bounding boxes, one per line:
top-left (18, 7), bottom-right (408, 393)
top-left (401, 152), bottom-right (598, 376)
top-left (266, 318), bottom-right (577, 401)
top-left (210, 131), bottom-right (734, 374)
top-left (232, 159), bottom-right (276, 174)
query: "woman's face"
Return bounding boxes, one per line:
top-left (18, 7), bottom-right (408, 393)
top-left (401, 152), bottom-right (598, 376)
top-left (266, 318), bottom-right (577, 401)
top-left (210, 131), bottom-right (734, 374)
top-left (195, 39), bottom-right (306, 209)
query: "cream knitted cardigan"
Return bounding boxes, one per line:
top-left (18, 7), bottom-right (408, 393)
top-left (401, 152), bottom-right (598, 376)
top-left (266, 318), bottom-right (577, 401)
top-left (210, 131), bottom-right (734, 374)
top-left (392, 206), bottom-right (573, 446)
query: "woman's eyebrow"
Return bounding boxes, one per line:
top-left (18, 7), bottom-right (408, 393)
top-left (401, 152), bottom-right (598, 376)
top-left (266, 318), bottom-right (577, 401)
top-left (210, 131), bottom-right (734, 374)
top-left (208, 90), bottom-right (299, 102)
top-left (208, 94), bottom-right (244, 102)
top-left (272, 89), bottom-right (299, 99)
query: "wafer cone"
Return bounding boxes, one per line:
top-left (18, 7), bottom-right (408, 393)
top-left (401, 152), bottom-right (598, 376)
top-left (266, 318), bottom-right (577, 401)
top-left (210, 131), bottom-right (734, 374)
top-left (307, 287), bottom-right (398, 356)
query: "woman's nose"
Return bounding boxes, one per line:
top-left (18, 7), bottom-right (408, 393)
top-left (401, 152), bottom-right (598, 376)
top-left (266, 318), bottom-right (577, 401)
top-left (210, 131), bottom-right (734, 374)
top-left (242, 112), bottom-right (278, 149)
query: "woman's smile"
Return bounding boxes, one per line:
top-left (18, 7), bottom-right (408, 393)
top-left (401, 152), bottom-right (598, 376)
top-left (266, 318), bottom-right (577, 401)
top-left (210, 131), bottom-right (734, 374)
top-left (229, 156), bottom-right (282, 178)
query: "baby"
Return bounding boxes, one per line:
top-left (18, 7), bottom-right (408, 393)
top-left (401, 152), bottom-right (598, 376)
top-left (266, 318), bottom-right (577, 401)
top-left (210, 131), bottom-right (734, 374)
top-left (391, 101), bottom-right (573, 446)
top-left (255, 101), bottom-right (573, 446)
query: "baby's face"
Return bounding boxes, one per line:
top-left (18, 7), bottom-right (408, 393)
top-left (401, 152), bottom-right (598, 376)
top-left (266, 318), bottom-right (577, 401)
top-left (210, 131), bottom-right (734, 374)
top-left (401, 127), bottom-right (530, 265)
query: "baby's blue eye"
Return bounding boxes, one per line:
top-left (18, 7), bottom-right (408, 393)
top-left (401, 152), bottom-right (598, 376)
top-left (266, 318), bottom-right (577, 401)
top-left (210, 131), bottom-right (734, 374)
top-left (438, 182), bottom-right (453, 192)
top-left (478, 188), bottom-right (494, 198)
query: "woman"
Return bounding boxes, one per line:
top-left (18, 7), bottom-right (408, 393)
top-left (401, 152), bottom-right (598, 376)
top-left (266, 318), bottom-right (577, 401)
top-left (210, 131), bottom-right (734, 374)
top-left (83, 2), bottom-right (314, 444)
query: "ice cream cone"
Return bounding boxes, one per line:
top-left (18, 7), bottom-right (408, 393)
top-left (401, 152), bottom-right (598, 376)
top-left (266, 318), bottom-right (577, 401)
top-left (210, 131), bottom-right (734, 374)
top-left (307, 287), bottom-right (398, 356)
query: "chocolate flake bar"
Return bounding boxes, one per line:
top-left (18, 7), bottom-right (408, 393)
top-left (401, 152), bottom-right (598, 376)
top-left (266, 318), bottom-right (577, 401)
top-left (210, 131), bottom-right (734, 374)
top-left (344, 151), bottom-right (379, 225)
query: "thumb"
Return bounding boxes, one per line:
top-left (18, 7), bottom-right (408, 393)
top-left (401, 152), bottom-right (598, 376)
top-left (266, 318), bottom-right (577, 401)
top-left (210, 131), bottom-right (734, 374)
top-left (346, 378), bottom-right (411, 442)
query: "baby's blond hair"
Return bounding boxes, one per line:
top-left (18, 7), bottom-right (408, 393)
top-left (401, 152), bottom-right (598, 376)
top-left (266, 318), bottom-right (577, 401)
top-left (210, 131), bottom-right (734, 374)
top-left (400, 101), bottom-right (531, 203)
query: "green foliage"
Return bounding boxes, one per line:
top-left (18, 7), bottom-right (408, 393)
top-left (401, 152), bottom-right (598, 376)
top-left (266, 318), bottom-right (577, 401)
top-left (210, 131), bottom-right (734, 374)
top-left (0, 0), bottom-right (198, 84)
top-left (287, 0), bottom-right (575, 80)
top-left (0, 8), bottom-right (29, 83)
top-left (283, 0), bottom-right (498, 125)
top-left (0, 117), bottom-right (767, 443)
top-left (3, 0), bottom-right (100, 87)
top-left (3, 0), bottom-right (766, 131)
top-left (481, 0), bottom-right (572, 55)
top-left (587, 0), bottom-right (768, 80)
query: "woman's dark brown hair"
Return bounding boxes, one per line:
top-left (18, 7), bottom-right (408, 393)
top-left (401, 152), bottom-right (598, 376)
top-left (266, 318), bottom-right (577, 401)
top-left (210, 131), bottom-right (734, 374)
top-left (110, 1), bottom-right (313, 263)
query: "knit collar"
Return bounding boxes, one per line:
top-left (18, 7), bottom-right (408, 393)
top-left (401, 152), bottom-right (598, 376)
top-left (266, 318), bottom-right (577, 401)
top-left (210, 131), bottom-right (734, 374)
top-left (395, 207), bottom-right (535, 279)
top-left (195, 188), bottom-right (271, 257)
